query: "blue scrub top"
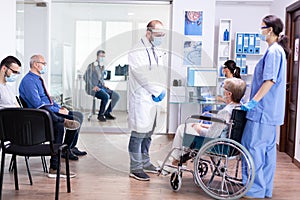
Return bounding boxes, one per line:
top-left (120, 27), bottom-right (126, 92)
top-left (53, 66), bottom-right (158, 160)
top-left (246, 42), bottom-right (286, 125)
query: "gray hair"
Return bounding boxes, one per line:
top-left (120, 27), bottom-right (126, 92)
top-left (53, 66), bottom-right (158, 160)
top-left (224, 78), bottom-right (246, 103)
top-left (29, 55), bottom-right (42, 68)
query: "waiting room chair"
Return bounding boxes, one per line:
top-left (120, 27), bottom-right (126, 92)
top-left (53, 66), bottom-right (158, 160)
top-left (0, 108), bottom-right (71, 200)
top-left (7, 96), bottom-right (48, 186)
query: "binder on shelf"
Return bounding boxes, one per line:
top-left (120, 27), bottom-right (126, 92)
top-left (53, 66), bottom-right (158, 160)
top-left (243, 33), bottom-right (249, 53)
top-left (241, 66), bottom-right (247, 74)
top-left (254, 34), bottom-right (261, 54)
top-left (236, 33), bottom-right (244, 53)
top-left (248, 34), bottom-right (255, 54)
top-left (241, 54), bottom-right (246, 68)
top-left (236, 54), bottom-right (242, 68)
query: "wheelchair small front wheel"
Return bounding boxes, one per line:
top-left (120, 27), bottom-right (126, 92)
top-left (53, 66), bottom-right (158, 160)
top-left (170, 171), bottom-right (182, 192)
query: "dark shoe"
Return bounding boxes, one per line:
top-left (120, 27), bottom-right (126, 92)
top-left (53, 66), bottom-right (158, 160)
top-left (104, 113), bottom-right (116, 120)
top-left (97, 115), bottom-right (106, 122)
top-left (71, 147), bottom-right (87, 156)
top-left (61, 151), bottom-right (79, 161)
top-left (143, 163), bottom-right (159, 174)
top-left (129, 170), bottom-right (150, 181)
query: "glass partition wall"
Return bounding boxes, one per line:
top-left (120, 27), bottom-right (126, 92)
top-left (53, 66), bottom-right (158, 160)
top-left (50, 2), bottom-right (171, 133)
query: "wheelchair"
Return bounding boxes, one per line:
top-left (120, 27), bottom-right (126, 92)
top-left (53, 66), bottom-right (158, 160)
top-left (158, 108), bottom-right (255, 200)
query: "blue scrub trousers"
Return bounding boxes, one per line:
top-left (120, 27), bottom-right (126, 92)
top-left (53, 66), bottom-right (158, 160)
top-left (241, 120), bottom-right (276, 198)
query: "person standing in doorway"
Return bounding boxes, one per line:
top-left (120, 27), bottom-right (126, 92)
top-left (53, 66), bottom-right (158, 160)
top-left (127, 20), bottom-right (167, 181)
top-left (241, 15), bottom-right (290, 199)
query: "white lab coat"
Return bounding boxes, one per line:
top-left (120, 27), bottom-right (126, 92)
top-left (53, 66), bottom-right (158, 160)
top-left (128, 36), bottom-right (167, 133)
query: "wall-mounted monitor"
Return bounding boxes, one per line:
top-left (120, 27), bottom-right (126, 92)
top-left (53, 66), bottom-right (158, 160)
top-left (187, 67), bottom-right (217, 87)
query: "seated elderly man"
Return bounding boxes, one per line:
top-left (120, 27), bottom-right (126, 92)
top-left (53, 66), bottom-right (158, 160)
top-left (170, 78), bottom-right (246, 166)
top-left (19, 54), bottom-right (87, 167)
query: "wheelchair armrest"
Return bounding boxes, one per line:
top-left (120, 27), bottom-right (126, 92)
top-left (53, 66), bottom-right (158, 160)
top-left (209, 110), bottom-right (218, 114)
top-left (190, 114), bottom-right (226, 124)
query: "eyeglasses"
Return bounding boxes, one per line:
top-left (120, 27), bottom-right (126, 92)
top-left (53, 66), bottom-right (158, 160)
top-left (37, 61), bottom-right (47, 66)
top-left (261, 26), bottom-right (269, 29)
top-left (5, 65), bottom-right (20, 74)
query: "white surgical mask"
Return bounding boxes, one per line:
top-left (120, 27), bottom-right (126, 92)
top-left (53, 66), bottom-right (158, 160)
top-left (98, 57), bottom-right (105, 65)
top-left (5, 73), bottom-right (19, 82)
top-left (152, 36), bottom-right (163, 46)
top-left (39, 65), bottom-right (47, 74)
top-left (259, 29), bottom-right (268, 42)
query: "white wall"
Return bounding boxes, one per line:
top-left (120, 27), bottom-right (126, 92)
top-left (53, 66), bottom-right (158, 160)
top-left (168, 0), bottom-right (216, 133)
top-left (0, 0), bottom-right (16, 58)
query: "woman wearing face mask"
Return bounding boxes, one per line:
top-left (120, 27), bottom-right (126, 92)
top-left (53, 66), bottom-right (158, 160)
top-left (217, 60), bottom-right (242, 103)
top-left (241, 15), bottom-right (290, 199)
top-left (168, 78), bottom-right (246, 166)
top-left (0, 56), bottom-right (22, 107)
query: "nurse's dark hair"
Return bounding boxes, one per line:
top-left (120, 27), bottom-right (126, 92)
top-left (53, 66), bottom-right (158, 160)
top-left (224, 60), bottom-right (241, 79)
top-left (263, 15), bottom-right (291, 59)
top-left (146, 20), bottom-right (163, 31)
top-left (224, 78), bottom-right (246, 103)
top-left (0, 56), bottom-right (21, 69)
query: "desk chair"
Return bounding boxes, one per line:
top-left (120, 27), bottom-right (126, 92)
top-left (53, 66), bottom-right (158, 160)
top-left (0, 108), bottom-right (71, 200)
top-left (87, 94), bottom-right (111, 121)
top-left (87, 94), bottom-right (96, 121)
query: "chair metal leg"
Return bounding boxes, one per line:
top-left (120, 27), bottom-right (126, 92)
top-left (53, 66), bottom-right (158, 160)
top-left (8, 156), bottom-right (14, 172)
top-left (41, 156), bottom-right (48, 173)
top-left (24, 156), bottom-right (33, 185)
top-left (55, 150), bottom-right (61, 200)
top-left (12, 155), bottom-right (19, 190)
top-left (88, 97), bottom-right (96, 121)
top-left (0, 152), bottom-right (6, 199)
top-left (65, 149), bottom-right (71, 193)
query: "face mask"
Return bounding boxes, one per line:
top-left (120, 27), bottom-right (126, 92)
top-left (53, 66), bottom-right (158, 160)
top-left (39, 65), bottom-right (47, 74)
top-left (152, 36), bottom-right (163, 46)
top-left (259, 29), bottom-right (267, 42)
top-left (98, 57), bottom-right (105, 65)
top-left (5, 73), bottom-right (19, 82)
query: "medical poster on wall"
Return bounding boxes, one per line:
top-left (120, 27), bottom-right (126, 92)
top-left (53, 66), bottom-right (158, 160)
top-left (183, 41), bottom-right (202, 66)
top-left (184, 11), bottom-right (203, 36)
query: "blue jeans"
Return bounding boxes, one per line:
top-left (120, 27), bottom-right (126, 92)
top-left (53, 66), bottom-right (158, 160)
top-left (95, 86), bottom-right (119, 116)
top-left (128, 131), bottom-right (153, 172)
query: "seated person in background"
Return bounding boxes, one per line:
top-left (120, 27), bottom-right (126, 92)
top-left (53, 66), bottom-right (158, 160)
top-left (171, 78), bottom-right (246, 166)
top-left (217, 60), bottom-right (241, 103)
top-left (83, 50), bottom-right (120, 122)
top-left (0, 55), bottom-right (78, 178)
top-left (0, 56), bottom-right (22, 107)
top-left (19, 54), bottom-right (87, 164)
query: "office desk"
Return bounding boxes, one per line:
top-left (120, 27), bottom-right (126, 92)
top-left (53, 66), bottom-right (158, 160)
top-left (169, 96), bottom-right (225, 126)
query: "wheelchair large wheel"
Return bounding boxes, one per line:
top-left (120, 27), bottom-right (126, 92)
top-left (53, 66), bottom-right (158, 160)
top-left (193, 138), bottom-right (255, 200)
top-left (170, 171), bottom-right (182, 192)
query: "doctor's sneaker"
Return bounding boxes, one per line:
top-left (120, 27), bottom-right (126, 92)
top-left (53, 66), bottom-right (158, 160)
top-left (48, 168), bottom-right (77, 178)
top-left (143, 164), bottom-right (159, 174)
top-left (64, 119), bottom-right (80, 130)
top-left (129, 170), bottom-right (150, 181)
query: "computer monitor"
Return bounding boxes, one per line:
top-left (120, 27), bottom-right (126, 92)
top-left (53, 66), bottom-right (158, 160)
top-left (187, 67), bottom-right (217, 87)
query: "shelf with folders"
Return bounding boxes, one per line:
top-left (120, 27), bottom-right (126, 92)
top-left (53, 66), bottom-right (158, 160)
top-left (234, 32), bottom-right (265, 75)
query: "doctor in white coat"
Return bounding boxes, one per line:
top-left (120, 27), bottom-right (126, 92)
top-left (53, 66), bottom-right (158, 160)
top-left (128, 20), bottom-right (167, 181)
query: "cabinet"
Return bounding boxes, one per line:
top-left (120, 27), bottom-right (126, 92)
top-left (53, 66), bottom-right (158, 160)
top-left (217, 19), bottom-right (232, 77)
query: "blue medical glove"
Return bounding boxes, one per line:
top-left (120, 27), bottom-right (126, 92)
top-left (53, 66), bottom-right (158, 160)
top-left (241, 99), bottom-right (258, 111)
top-left (152, 90), bottom-right (166, 102)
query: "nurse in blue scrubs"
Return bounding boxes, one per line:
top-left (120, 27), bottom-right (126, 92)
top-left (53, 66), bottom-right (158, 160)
top-left (241, 15), bottom-right (291, 198)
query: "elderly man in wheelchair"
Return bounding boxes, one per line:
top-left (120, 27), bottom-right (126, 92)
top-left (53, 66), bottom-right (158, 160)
top-left (158, 78), bottom-right (255, 200)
